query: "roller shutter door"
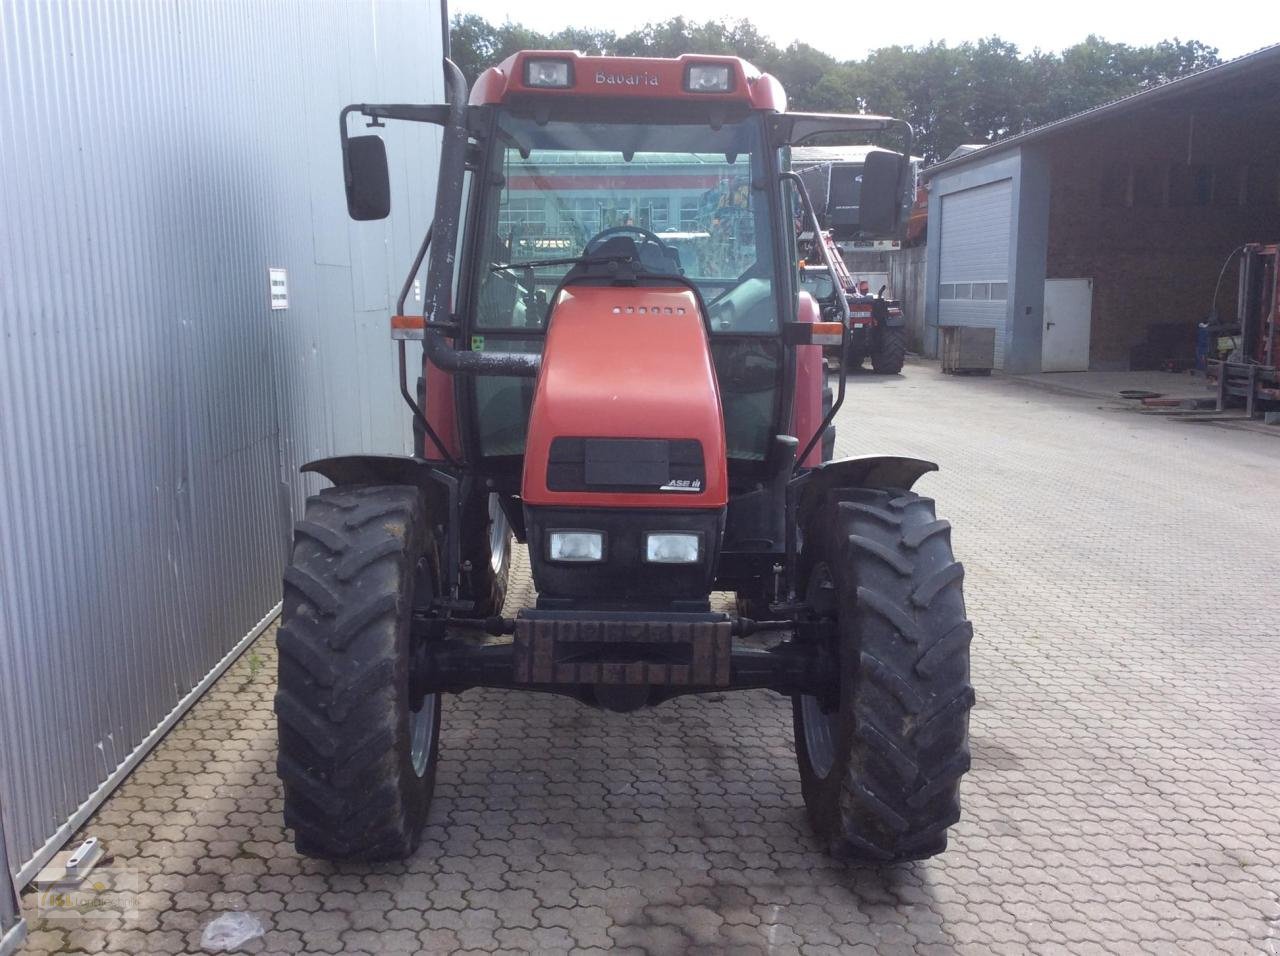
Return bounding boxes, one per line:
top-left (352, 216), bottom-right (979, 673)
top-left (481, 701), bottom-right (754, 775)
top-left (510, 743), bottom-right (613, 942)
top-left (938, 179), bottom-right (1013, 366)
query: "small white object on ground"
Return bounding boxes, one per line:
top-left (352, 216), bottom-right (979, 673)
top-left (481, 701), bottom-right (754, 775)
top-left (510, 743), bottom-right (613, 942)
top-left (200, 912), bottom-right (264, 952)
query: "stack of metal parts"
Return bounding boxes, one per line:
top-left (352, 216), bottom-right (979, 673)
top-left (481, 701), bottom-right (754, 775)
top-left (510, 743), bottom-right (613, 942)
top-left (1209, 243), bottom-right (1280, 419)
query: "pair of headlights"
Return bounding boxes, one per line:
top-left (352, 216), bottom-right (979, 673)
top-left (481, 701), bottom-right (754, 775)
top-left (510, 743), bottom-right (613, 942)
top-left (524, 59), bottom-right (734, 94)
top-left (548, 530), bottom-right (702, 565)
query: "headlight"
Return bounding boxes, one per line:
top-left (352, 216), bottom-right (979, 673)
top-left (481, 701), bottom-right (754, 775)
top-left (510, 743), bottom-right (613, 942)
top-left (645, 532), bottom-right (701, 564)
top-left (525, 59), bottom-right (573, 89)
top-left (684, 64), bottom-right (732, 93)
top-left (548, 530), bottom-right (604, 562)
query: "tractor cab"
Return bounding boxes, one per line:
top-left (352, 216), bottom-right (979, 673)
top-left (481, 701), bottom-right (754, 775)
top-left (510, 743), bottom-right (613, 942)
top-left (276, 50), bottom-right (971, 869)
top-left (338, 52), bottom-right (911, 602)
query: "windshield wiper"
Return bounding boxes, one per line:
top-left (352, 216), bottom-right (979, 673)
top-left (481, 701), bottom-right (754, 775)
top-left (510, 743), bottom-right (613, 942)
top-left (490, 253), bottom-right (635, 273)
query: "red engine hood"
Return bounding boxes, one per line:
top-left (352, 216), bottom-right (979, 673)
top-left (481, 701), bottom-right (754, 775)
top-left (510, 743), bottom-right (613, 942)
top-left (521, 286), bottom-right (728, 509)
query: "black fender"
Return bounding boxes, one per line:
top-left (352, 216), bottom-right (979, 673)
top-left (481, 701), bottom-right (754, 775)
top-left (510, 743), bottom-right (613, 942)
top-left (873, 298), bottom-right (907, 327)
top-left (302, 454), bottom-right (463, 589)
top-left (302, 454), bottom-right (453, 502)
top-left (793, 454), bottom-right (937, 529)
top-left (302, 454), bottom-right (456, 526)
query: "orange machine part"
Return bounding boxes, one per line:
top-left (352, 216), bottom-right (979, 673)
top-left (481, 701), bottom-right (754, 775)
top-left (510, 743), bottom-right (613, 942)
top-left (522, 286), bottom-right (728, 509)
top-left (422, 363), bottom-right (462, 462)
top-left (791, 291), bottom-right (824, 469)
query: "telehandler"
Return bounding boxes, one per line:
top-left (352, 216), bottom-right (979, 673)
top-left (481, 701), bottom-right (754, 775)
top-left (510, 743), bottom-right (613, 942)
top-left (276, 50), bottom-right (973, 865)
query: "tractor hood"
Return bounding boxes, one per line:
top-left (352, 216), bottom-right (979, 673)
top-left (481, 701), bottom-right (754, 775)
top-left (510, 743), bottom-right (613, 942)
top-left (521, 285), bottom-right (729, 510)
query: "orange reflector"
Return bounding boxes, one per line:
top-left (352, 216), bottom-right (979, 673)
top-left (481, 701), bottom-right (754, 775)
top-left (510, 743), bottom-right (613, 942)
top-left (810, 321), bottom-right (843, 346)
top-left (391, 314), bottom-right (426, 341)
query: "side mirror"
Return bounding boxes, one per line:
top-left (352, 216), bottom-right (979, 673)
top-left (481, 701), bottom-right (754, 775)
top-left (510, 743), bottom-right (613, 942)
top-left (826, 165), bottom-right (862, 237)
top-left (858, 150), bottom-right (906, 237)
top-left (343, 135), bottom-right (391, 221)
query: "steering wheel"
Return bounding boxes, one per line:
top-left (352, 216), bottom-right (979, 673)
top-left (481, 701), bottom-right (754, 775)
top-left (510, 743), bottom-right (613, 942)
top-left (584, 224), bottom-right (669, 254)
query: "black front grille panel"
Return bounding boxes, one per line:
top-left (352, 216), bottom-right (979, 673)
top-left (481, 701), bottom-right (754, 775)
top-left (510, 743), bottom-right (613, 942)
top-left (512, 614), bottom-right (732, 686)
top-left (547, 437), bottom-right (705, 494)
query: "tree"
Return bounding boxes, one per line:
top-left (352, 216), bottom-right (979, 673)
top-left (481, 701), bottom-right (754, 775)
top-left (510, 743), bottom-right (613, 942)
top-left (448, 16), bottom-right (1221, 162)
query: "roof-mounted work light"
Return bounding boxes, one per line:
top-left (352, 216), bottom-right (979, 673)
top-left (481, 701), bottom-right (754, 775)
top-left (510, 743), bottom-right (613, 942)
top-left (684, 63), bottom-right (733, 93)
top-left (525, 59), bottom-right (573, 88)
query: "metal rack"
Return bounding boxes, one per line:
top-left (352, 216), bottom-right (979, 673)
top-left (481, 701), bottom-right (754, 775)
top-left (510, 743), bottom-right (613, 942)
top-left (1210, 243), bottom-right (1279, 418)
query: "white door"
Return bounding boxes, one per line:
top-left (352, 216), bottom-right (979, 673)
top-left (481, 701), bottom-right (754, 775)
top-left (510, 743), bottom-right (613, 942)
top-left (1042, 278), bottom-right (1092, 372)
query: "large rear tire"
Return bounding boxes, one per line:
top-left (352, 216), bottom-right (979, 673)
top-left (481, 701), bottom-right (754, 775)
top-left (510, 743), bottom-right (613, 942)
top-left (870, 326), bottom-right (906, 375)
top-left (794, 487), bottom-right (973, 862)
top-left (276, 485), bottom-right (441, 861)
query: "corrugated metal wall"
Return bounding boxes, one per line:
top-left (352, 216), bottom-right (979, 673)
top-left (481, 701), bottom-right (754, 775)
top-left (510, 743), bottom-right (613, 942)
top-left (0, 0), bottom-right (443, 884)
top-left (0, 789), bottom-right (23, 955)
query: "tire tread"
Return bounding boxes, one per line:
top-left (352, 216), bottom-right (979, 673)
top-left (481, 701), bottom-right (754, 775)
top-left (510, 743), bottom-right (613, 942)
top-left (794, 486), bottom-right (973, 863)
top-left (275, 484), bottom-right (438, 862)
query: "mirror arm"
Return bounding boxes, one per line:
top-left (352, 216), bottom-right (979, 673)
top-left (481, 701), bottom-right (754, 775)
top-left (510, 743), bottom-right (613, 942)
top-left (358, 103), bottom-right (452, 126)
top-left (782, 171), bottom-right (849, 472)
top-left (339, 103), bottom-right (454, 219)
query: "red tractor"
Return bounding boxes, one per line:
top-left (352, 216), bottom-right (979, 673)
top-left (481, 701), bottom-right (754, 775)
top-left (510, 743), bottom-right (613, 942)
top-left (798, 228), bottom-right (908, 374)
top-left (276, 51), bottom-right (972, 865)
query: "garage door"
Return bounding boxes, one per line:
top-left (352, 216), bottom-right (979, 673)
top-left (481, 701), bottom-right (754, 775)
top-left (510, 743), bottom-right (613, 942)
top-left (938, 179), bottom-right (1013, 366)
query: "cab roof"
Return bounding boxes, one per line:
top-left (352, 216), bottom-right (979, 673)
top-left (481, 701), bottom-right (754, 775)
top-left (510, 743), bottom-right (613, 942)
top-left (469, 51), bottom-right (787, 111)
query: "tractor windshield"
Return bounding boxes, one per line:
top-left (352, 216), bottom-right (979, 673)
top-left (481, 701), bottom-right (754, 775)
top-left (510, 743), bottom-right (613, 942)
top-left (472, 111), bottom-right (778, 333)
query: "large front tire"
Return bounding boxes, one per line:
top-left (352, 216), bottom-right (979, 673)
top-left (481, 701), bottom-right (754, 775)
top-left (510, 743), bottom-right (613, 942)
top-left (794, 487), bottom-right (973, 862)
top-left (276, 485), bottom-right (441, 861)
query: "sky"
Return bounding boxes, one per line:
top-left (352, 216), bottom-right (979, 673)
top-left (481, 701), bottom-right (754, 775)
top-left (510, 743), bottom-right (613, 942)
top-left (451, 0), bottom-right (1265, 61)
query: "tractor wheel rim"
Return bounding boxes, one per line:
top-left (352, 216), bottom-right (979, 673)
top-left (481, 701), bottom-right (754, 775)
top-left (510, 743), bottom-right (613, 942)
top-left (488, 494), bottom-right (511, 577)
top-left (800, 693), bottom-right (838, 779)
top-left (800, 561), bottom-right (839, 779)
top-left (409, 694), bottom-right (437, 777)
top-left (409, 554), bottom-right (438, 778)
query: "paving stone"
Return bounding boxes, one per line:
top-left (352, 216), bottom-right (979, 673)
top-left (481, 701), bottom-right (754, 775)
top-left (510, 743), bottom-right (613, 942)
top-left (15, 361), bottom-right (1280, 954)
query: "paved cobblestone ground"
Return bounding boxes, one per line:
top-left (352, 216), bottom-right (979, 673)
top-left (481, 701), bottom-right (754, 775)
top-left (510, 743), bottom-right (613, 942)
top-left (20, 360), bottom-right (1280, 954)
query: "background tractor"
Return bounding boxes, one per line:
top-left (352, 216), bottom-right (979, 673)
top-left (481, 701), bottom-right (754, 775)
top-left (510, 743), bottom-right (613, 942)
top-left (275, 49), bottom-right (973, 865)
top-left (798, 233), bottom-right (908, 374)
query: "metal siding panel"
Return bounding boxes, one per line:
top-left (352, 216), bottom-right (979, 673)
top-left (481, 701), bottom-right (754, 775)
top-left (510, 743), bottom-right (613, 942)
top-left (0, 0), bottom-right (441, 881)
top-left (0, 787), bottom-right (23, 952)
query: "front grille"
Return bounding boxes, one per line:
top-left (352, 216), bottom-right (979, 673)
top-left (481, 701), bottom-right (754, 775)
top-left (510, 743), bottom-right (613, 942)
top-left (547, 436), bottom-right (705, 494)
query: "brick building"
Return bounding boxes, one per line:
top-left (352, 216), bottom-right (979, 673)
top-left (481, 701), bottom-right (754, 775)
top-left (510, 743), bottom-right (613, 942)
top-left (920, 44), bottom-right (1280, 373)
